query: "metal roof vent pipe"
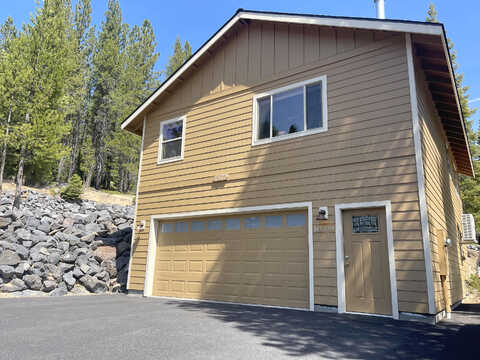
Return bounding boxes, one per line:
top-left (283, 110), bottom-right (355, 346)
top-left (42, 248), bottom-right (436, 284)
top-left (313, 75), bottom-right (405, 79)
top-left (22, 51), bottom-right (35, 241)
top-left (374, 0), bottom-right (386, 19)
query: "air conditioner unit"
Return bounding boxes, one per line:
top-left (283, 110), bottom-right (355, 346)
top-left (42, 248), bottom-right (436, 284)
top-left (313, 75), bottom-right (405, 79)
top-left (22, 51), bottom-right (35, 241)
top-left (462, 214), bottom-right (476, 242)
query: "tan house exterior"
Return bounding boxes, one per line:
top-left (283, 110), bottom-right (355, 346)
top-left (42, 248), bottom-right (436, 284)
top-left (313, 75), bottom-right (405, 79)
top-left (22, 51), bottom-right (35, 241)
top-left (121, 10), bottom-right (473, 322)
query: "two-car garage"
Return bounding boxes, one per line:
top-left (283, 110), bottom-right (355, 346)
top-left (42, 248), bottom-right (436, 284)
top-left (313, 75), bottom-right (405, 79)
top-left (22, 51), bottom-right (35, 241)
top-left (148, 208), bottom-right (311, 310)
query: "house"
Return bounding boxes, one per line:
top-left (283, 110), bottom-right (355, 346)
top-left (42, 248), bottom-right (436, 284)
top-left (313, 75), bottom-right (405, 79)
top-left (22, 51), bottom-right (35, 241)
top-left (121, 9), bottom-right (474, 322)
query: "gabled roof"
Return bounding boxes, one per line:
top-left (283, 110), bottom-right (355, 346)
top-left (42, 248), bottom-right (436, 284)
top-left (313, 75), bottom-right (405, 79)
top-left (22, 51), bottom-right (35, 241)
top-left (121, 9), bottom-right (473, 176)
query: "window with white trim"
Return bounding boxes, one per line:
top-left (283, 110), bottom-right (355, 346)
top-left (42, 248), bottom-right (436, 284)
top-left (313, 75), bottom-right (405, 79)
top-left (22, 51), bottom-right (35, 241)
top-left (253, 76), bottom-right (327, 145)
top-left (158, 116), bottom-right (185, 163)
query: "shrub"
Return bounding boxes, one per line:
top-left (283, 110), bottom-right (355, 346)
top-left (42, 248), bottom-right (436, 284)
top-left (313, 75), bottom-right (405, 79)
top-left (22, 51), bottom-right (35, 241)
top-left (467, 274), bottom-right (480, 293)
top-left (60, 174), bottom-right (84, 201)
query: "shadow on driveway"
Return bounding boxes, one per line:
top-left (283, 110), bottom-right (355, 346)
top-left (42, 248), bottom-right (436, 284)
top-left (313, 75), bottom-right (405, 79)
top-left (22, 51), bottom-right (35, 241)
top-left (167, 299), bottom-right (480, 359)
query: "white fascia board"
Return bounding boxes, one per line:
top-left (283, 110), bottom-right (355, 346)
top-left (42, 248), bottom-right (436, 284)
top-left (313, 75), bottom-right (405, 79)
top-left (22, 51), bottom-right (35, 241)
top-left (240, 12), bottom-right (443, 36)
top-left (121, 11), bottom-right (443, 131)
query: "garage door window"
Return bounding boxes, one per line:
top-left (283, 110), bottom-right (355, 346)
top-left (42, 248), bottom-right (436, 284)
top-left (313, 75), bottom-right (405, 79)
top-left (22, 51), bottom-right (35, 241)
top-left (162, 223), bottom-right (174, 233)
top-left (176, 222), bottom-right (188, 232)
top-left (225, 218), bottom-right (241, 230)
top-left (265, 215), bottom-right (282, 228)
top-left (245, 217), bottom-right (260, 229)
top-left (191, 221), bottom-right (204, 232)
top-left (208, 219), bottom-right (222, 230)
top-left (287, 213), bottom-right (306, 227)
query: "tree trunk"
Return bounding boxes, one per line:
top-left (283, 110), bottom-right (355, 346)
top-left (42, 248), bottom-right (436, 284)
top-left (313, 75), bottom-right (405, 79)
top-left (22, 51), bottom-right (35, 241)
top-left (0, 107), bottom-right (12, 192)
top-left (84, 162), bottom-right (94, 190)
top-left (13, 144), bottom-right (25, 209)
top-left (57, 156), bottom-right (66, 184)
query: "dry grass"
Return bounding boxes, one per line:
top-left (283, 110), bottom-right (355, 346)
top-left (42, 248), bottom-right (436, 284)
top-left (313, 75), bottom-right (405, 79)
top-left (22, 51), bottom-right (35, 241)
top-left (2, 182), bottom-right (134, 207)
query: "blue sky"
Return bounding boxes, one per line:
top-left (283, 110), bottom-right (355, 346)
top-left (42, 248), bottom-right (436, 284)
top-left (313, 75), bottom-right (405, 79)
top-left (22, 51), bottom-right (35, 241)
top-left (2, 0), bottom-right (479, 128)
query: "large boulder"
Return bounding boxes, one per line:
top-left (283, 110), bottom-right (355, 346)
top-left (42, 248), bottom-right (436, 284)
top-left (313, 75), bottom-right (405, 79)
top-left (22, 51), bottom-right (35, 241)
top-left (93, 246), bottom-right (116, 263)
top-left (101, 260), bottom-right (117, 278)
top-left (49, 282), bottom-right (68, 296)
top-left (63, 271), bottom-right (76, 289)
top-left (0, 250), bottom-right (21, 266)
top-left (85, 223), bottom-right (101, 234)
top-left (13, 244), bottom-right (29, 260)
top-left (42, 280), bottom-right (57, 292)
top-left (0, 265), bottom-right (15, 279)
top-left (79, 275), bottom-right (107, 293)
top-left (44, 264), bottom-right (62, 281)
top-left (15, 228), bottom-right (31, 242)
top-left (23, 274), bottom-right (42, 290)
top-left (1, 278), bottom-right (27, 292)
top-left (72, 267), bottom-right (84, 279)
top-left (14, 262), bottom-right (30, 277)
top-left (47, 253), bottom-right (61, 265)
top-left (0, 215), bottom-right (12, 228)
top-left (60, 252), bottom-right (76, 264)
top-left (37, 222), bottom-right (51, 234)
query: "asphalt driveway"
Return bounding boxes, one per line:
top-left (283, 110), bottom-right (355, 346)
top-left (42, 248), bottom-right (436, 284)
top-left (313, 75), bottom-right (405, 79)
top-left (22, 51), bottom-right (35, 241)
top-left (1, 295), bottom-right (479, 360)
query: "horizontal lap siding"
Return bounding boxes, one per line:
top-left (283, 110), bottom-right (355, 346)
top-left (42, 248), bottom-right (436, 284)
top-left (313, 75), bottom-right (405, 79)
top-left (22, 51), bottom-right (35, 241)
top-left (415, 58), bottom-right (465, 313)
top-left (129, 23), bottom-right (427, 313)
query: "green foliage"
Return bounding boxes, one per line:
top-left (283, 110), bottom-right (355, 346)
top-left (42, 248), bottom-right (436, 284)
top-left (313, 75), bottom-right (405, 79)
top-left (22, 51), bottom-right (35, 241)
top-left (0, 0), bottom-right (163, 194)
top-left (60, 174), bottom-right (83, 200)
top-left (466, 274), bottom-right (480, 293)
top-left (426, 2), bottom-right (438, 22)
top-left (165, 37), bottom-right (192, 77)
top-left (427, 3), bottom-right (479, 230)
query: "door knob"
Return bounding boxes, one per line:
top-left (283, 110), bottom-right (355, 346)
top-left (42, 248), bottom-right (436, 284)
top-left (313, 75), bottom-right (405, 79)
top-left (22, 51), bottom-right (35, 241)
top-left (345, 255), bottom-right (349, 259)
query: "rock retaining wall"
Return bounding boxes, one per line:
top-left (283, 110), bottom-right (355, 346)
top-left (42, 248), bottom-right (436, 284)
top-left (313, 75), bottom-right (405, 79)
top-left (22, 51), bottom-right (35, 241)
top-left (0, 190), bottom-right (133, 297)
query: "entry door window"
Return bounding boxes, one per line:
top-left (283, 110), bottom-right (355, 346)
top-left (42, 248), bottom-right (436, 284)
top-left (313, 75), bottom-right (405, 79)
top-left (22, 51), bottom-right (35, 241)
top-left (352, 215), bottom-right (379, 233)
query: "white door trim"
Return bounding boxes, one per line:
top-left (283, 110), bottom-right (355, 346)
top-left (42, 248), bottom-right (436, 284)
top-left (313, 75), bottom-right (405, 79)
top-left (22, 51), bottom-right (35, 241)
top-left (405, 33), bottom-right (435, 314)
top-left (143, 202), bottom-right (315, 311)
top-left (335, 201), bottom-right (399, 320)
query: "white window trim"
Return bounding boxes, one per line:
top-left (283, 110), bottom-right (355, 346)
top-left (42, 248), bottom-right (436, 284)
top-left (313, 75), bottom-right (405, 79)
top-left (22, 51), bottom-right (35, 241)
top-left (251, 75), bottom-right (328, 146)
top-left (157, 116), bottom-right (186, 165)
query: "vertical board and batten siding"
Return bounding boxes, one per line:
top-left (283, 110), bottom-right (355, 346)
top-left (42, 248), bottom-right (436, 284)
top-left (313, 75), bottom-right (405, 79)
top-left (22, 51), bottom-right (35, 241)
top-left (415, 57), bottom-right (465, 312)
top-left (129, 21), bottom-right (429, 313)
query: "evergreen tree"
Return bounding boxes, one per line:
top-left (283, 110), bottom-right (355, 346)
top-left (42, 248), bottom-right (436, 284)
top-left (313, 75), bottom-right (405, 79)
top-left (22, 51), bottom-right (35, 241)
top-left (60, 0), bottom-right (95, 183)
top-left (90, 0), bottom-right (124, 189)
top-left (0, 0), bottom-right (160, 196)
top-left (0, 17), bottom-right (18, 192)
top-left (426, 3), bottom-right (480, 229)
top-left (9, 0), bottom-right (74, 207)
top-left (165, 37), bottom-right (192, 77)
top-left (109, 20), bottom-right (159, 192)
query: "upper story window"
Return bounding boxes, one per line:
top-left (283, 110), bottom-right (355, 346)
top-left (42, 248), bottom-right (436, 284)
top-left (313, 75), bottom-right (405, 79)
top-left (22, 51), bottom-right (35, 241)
top-left (252, 76), bottom-right (328, 145)
top-left (158, 116), bottom-right (186, 164)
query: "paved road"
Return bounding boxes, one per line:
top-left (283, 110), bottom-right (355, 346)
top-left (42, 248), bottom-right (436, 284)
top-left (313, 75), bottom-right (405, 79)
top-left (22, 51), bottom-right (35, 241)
top-left (1, 295), bottom-right (479, 360)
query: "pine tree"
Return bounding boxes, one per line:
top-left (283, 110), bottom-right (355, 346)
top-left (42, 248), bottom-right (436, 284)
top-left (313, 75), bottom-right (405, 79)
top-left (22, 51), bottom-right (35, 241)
top-left (0, 17), bottom-right (18, 192)
top-left (0, 0), bottom-right (160, 197)
top-left (59, 0), bottom-right (95, 183)
top-left (426, 3), bottom-right (480, 229)
top-left (9, 0), bottom-right (74, 207)
top-left (165, 37), bottom-right (192, 77)
top-left (109, 20), bottom-right (159, 192)
top-left (90, 0), bottom-right (124, 189)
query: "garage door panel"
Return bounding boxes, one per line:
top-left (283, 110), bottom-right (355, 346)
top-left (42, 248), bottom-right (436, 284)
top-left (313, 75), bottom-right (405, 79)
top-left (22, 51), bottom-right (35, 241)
top-left (153, 210), bottom-right (309, 309)
top-left (188, 260), bottom-right (203, 272)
